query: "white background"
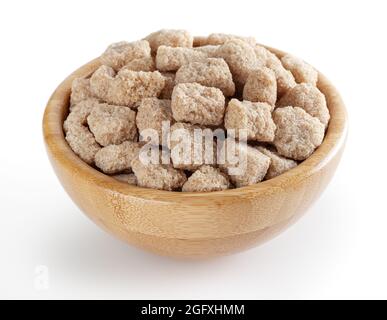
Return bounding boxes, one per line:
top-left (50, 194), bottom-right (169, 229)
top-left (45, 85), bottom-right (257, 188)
top-left (0, 0), bottom-right (386, 300)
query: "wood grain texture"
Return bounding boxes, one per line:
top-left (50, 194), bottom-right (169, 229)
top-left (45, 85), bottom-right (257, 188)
top-left (42, 42), bottom-right (348, 258)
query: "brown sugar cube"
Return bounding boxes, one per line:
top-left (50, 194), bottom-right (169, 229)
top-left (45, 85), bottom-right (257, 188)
top-left (175, 58), bottom-right (235, 97)
top-left (277, 83), bottom-right (330, 127)
top-left (224, 99), bottom-right (276, 142)
top-left (90, 65), bottom-right (165, 108)
top-left (100, 40), bottom-right (151, 71)
top-left (254, 44), bottom-right (288, 67)
top-left (63, 99), bottom-right (102, 165)
top-left (131, 158), bottom-right (187, 191)
top-left (87, 104), bottom-right (137, 146)
top-left (159, 72), bottom-right (175, 99)
top-left (253, 44), bottom-right (271, 65)
top-left (63, 99), bottom-right (99, 133)
top-left (136, 98), bottom-right (174, 139)
top-left (254, 45), bottom-right (296, 97)
top-left (65, 126), bottom-right (101, 165)
top-left (218, 139), bottom-right (270, 187)
top-left (171, 83), bottom-right (225, 126)
top-left (89, 65), bottom-right (116, 97)
top-left (121, 56), bottom-right (155, 72)
top-left (112, 173), bottom-right (137, 185)
top-left (169, 122), bottom-right (216, 171)
top-left (156, 46), bottom-right (208, 72)
top-left (95, 141), bottom-right (141, 174)
top-left (266, 52), bottom-right (296, 98)
top-left (205, 33), bottom-right (256, 46)
top-left (193, 45), bottom-right (220, 57)
top-left (273, 106), bottom-right (325, 161)
top-left (256, 146), bottom-right (298, 179)
top-left (215, 39), bottom-right (259, 87)
top-left (281, 54), bottom-right (318, 85)
top-left (243, 67), bottom-right (277, 106)
top-left (182, 165), bottom-right (230, 192)
top-left (144, 29), bottom-right (193, 54)
top-left (70, 78), bottom-right (95, 108)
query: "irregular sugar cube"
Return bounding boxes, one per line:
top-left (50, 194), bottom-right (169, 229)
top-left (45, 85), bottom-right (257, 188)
top-left (145, 29), bottom-right (193, 54)
top-left (131, 158), bottom-right (187, 191)
top-left (171, 83), bottom-right (225, 126)
top-left (70, 78), bottom-right (95, 108)
top-left (63, 99), bottom-right (102, 164)
top-left (266, 53), bottom-right (296, 98)
top-left (136, 98), bottom-right (174, 139)
top-left (253, 44), bottom-right (271, 65)
top-left (87, 104), bottom-right (137, 146)
top-left (169, 122), bottom-right (216, 171)
top-left (182, 165), bottom-right (230, 192)
top-left (95, 141), bottom-right (141, 174)
top-left (175, 58), bottom-right (235, 96)
top-left (89, 65), bottom-right (116, 97)
top-left (254, 45), bottom-right (296, 97)
top-left (90, 65), bottom-right (165, 107)
top-left (156, 46), bottom-right (208, 72)
top-left (257, 146), bottom-right (298, 179)
top-left (243, 67), bottom-right (277, 106)
top-left (215, 39), bottom-right (259, 87)
top-left (218, 138), bottom-right (270, 187)
top-left (65, 126), bottom-right (101, 165)
top-left (277, 83), bottom-right (330, 127)
top-left (273, 106), bottom-right (325, 160)
top-left (281, 54), bottom-right (318, 85)
top-left (224, 99), bottom-right (276, 142)
top-left (64, 99), bottom-right (99, 133)
top-left (100, 40), bottom-right (151, 71)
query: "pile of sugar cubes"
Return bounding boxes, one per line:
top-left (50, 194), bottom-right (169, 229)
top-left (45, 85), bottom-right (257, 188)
top-left (64, 30), bottom-right (329, 192)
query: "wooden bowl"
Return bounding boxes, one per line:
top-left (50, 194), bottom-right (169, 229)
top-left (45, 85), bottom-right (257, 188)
top-left (43, 44), bottom-right (347, 258)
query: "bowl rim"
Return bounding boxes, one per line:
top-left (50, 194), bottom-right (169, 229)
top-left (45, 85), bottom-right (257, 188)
top-left (43, 42), bottom-right (348, 205)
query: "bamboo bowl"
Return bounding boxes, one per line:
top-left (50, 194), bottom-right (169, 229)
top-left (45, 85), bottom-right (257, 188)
top-left (43, 44), bottom-right (347, 258)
